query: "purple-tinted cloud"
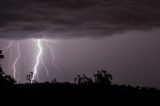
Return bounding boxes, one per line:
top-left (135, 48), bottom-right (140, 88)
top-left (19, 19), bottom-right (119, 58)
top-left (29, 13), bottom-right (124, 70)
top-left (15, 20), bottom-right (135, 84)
top-left (0, 0), bottom-right (160, 39)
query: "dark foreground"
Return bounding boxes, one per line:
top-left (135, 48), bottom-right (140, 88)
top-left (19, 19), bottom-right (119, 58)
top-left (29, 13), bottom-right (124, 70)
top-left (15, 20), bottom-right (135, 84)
top-left (1, 83), bottom-right (160, 105)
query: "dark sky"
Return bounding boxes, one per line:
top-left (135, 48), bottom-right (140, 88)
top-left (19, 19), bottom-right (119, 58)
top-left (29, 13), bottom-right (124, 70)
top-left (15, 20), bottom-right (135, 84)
top-left (0, 0), bottom-right (160, 39)
top-left (0, 0), bottom-right (160, 88)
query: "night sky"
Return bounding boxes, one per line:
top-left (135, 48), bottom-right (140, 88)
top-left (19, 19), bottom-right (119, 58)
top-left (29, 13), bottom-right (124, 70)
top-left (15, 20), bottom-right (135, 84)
top-left (0, 0), bottom-right (160, 88)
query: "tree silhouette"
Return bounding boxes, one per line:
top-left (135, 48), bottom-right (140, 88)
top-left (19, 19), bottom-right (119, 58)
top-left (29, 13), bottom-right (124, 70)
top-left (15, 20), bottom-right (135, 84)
top-left (0, 50), bottom-right (5, 83)
top-left (0, 50), bottom-right (4, 59)
top-left (26, 72), bottom-right (33, 83)
top-left (51, 78), bottom-right (57, 84)
top-left (94, 70), bottom-right (112, 85)
top-left (74, 74), bottom-right (93, 84)
top-left (0, 50), bottom-right (16, 85)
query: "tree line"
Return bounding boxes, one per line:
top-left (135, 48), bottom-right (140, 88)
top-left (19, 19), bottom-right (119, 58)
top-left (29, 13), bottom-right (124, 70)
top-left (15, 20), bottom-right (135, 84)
top-left (0, 49), bottom-right (113, 85)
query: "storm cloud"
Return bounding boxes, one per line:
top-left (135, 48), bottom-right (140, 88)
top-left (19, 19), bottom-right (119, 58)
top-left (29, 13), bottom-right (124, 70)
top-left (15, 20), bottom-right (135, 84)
top-left (0, 0), bottom-right (160, 39)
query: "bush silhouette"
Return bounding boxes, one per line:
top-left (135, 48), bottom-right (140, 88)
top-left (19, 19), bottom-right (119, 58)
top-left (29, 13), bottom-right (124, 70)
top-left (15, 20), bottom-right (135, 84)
top-left (74, 74), bottom-right (93, 84)
top-left (51, 78), bottom-right (57, 84)
top-left (0, 50), bottom-right (16, 85)
top-left (26, 72), bottom-right (33, 83)
top-left (0, 50), bottom-right (4, 59)
top-left (93, 69), bottom-right (112, 85)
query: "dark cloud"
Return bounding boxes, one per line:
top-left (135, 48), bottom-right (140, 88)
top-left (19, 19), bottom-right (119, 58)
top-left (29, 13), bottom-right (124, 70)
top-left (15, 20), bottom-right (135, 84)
top-left (0, 0), bottom-right (160, 39)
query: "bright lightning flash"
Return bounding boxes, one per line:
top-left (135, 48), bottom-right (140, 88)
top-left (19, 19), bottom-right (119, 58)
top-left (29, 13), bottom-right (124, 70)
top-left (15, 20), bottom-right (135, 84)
top-left (31, 39), bottom-right (42, 83)
top-left (1, 41), bottom-right (13, 73)
top-left (41, 57), bottom-right (50, 81)
top-left (2, 41), bottom-right (13, 54)
top-left (12, 41), bottom-right (21, 79)
top-left (1, 39), bottom-right (60, 83)
top-left (45, 40), bottom-right (61, 74)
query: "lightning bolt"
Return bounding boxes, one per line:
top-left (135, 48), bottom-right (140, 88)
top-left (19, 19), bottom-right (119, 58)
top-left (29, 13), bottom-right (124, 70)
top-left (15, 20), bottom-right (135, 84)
top-left (24, 43), bottom-right (35, 58)
top-left (41, 57), bottom-right (50, 81)
top-left (31, 39), bottom-right (43, 83)
top-left (1, 41), bottom-right (13, 74)
top-left (17, 71), bottom-right (21, 83)
top-left (2, 41), bottom-right (13, 54)
top-left (12, 41), bottom-right (21, 79)
top-left (1, 39), bottom-right (60, 83)
top-left (45, 40), bottom-right (61, 74)
top-left (8, 43), bottom-right (13, 74)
